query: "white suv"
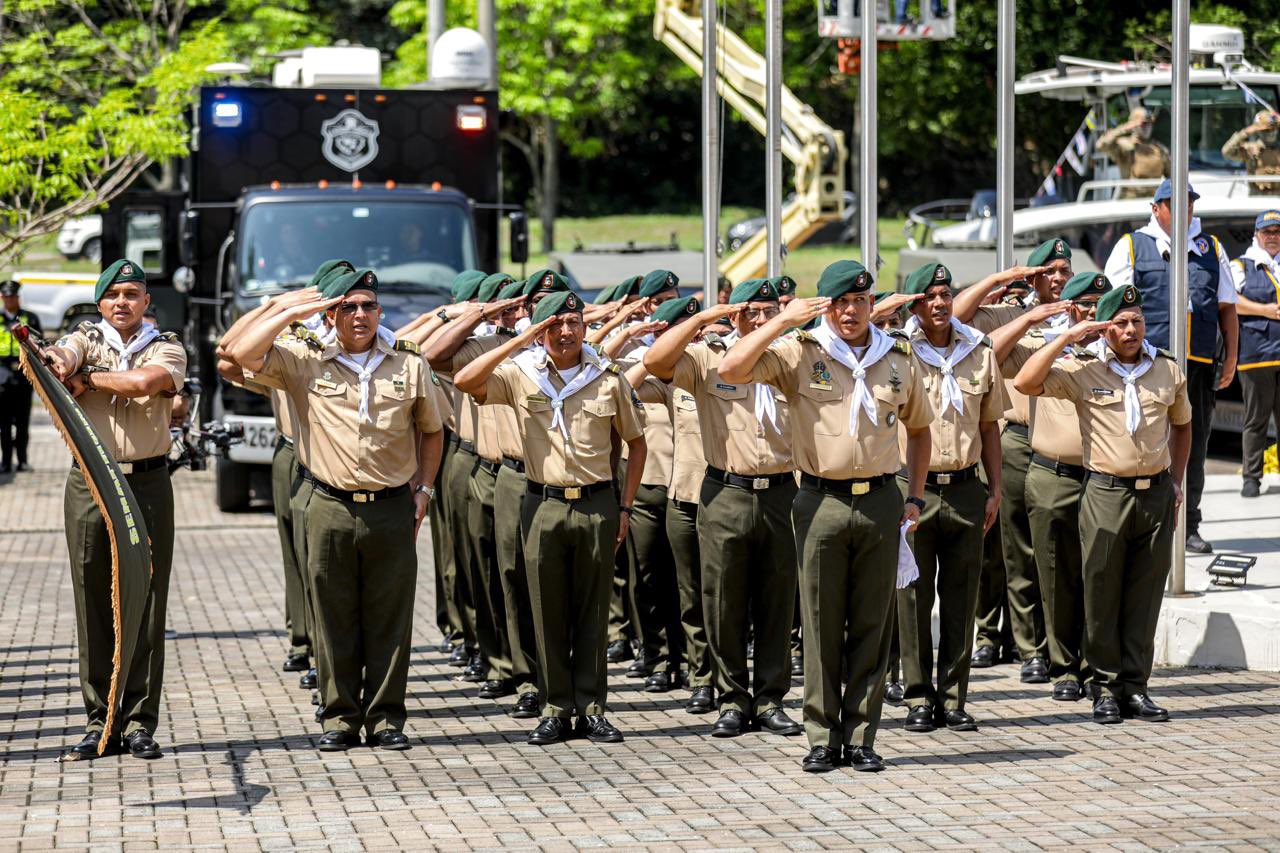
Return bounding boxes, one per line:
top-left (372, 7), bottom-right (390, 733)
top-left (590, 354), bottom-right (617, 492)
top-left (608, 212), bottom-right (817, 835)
top-left (56, 216), bottom-right (103, 262)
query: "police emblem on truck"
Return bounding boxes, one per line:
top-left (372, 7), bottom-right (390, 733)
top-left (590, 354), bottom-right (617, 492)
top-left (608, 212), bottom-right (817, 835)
top-left (320, 109), bottom-right (381, 172)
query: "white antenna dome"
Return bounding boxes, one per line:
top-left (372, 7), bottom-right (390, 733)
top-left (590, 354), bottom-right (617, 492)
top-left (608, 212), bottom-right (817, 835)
top-left (430, 28), bottom-right (491, 87)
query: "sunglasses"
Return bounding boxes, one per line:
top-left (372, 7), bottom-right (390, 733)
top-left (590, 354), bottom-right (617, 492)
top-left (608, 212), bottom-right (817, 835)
top-left (337, 300), bottom-right (379, 315)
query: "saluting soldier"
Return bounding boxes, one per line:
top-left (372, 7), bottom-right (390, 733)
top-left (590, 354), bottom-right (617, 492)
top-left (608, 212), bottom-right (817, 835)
top-left (716, 260), bottom-right (933, 773)
top-left (230, 269), bottom-right (444, 751)
top-left (1015, 283), bottom-right (1191, 724)
top-left (990, 271), bottom-right (1112, 701)
top-left (455, 290), bottom-right (647, 745)
top-left (1097, 107), bottom-right (1171, 198)
top-left (894, 263), bottom-right (1004, 734)
top-left (46, 260), bottom-right (187, 760)
top-left (644, 279), bottom-right (803, 740)
top-left (1230, 211), bottom-right (1280, 498)
top-left (773, 274), bottom-right (797, 307)
top-left (1222, 111), bottom-right (1280, 196)
top-left (0, 280), bottom-right (43, 473)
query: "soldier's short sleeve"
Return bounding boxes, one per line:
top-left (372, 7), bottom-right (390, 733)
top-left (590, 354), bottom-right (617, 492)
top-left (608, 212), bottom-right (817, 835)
top-left (57, 327), bottom-right (90, 366)
top-left (634, 374), bottom-right (668, 405)
top-left (250, 341), bottom-right (306, 391)
top-left (445, 336), bottom-right (492, 378)
top-left (971, 304), bottom-right (1022, 334)
top-left (1039, 357), bottom-right (1086, 402)
top-left (999, 336), bottom-right (1042, 379)
top-left (672, 347), bottom-right (704, 395)
top-left (1169, 364), bottom-right (1192, 426)
top-left (412, 361), bottom-right (444, 434)
top-left (144, 339), bottom-right (187, 393)
top-left (611, 373), bottom-right (645, 443)
top-left (483, 361), bottom-right (518, 408)
top-left (749, 338), bottom-right (801, 396)
top-left (978, 348), bottom-right (1006, 422)
top-left (899, 360), bottom-right (935, 429)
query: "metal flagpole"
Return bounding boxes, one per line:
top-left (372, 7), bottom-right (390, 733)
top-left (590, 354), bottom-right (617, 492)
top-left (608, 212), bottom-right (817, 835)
top-left (995, 0), bottom-right (1015, 270)
top-left (1169, 0), bottom-right (1190, 594)
top-left (427, 0), bottom-right (445, 75)
top-left (859, 0), bottom-right (877, 272)
top-left (765, 0), bottom-right (783, 278)
top-left (702, 0), bottom-right (720, 305)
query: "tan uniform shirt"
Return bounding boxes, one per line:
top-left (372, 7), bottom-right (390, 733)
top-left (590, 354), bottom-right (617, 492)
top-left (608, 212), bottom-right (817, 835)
top-left (620, 355), bottom-right (672, 488)
top-left (749, 332), bottom-right (933, 479)
top-left (634, 376), bottom-right (704, 502)
top-left (972, 304), bottom-right (1037, 424)
top-left (252, 337), bottom-right (443, 491)
top-left (1003, 331), bottom-right (1085, 466)
top-left (1222, 129), bottom-right (1280, 195)
top-left (673, 337), bottom-right (792, 476)
top-left (445, 333), bottom-right (524, 462)
top-left (483, 348), bottom-right (644, 487)
top-left (58, 323), bottom-right (187, 461)
top-left (1097, 128), bottom-right (1171, 197)
top-left (1037, 348), bottom-right (1192, 477)
top-left (907, 328), bottom-right (1005, 471)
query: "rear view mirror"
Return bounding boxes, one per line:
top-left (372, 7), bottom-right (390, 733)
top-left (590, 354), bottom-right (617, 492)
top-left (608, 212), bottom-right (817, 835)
top-left (180, 210), bottom-right (199, 267)
top-left (508, 211), bottom-right (529, 265)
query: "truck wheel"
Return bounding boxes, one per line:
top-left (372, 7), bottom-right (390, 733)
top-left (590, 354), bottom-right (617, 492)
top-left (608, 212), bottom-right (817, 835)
top-left (215, 457), bottom-right (252, 512)
top-left (82, 238), bottom-right (102, 264)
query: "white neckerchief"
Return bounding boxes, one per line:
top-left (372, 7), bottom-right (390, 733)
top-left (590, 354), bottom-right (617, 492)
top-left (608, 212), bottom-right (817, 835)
top-left (1093, 340), bottom-right (1158, 434)
top-left (1038, 309), bottom-right (1073, 343)
top-left (512, 346), bottom-right (605, 442)
top-left (96, 320), bottom-right (159, 372)
top-left (514, 316), bottom-right (532, 334)
top-left (477, 321), bottom-right (498, 337)
top-left (331, 342), bottom-right (387, 423)
top-left (718, 329), bottom-right (779, 433)
top-left (1245, 240), bottom-right (1280, 278)
top-left (910, 318), bottom-right (984, 415)
top-left (809, 318), bottom-right (895, 435)
top-left (1137, 214), bottom-right (1205, 257)
top-left (301, 314), bottom-right (326, 333)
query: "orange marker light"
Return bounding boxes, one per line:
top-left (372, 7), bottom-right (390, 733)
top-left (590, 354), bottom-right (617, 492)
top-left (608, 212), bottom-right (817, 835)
top-left (384, 180), bottom-right (397, 189)
top-left (431, 181), bottom-right (442, 191)
top-left (270, 181), bottom-right (281, 190)
top-left (318, 179), bottom-right (329, 189)
top-left (352, 179), bottom-right (363, 189)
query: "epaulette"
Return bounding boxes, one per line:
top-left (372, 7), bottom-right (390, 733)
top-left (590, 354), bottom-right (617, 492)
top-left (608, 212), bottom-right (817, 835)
top-left (1156, 348), bottom-right (1175, 361)
top-left (395, 339), bottom-right (420, 354)
top-left (1070, 346), bottom-right (1097, 361)
top-left (75, 320), bottom-right (101, 339)
top-left (980, 335), bottom-right (993, 348)
top-left (497, 327), bottom-right (518, 338)
top-left (605, 362), bottom-right (621, 374)
top-left (889, 332), bottom-right (911, 355)
top-left (156, 331), bottom-right (180, 343)
top-left (794, 329), bottom-right (817, 343)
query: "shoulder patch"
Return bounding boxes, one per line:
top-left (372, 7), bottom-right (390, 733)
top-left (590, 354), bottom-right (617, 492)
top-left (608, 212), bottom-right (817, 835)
top-left (75, 321), bottom-right (101, 339)
top-left (1156, 348), bottom-right (1175, 361)
top-left (395, 339), bottom-right (420, 354)
top-left (156, 331), bottom-right (180, 343)
top-left (892, 339), bottom-right (911, 355)
top-left (605, 362), bottom-right (621, 374)
top-left (794, 330), bottom-right (816, 343)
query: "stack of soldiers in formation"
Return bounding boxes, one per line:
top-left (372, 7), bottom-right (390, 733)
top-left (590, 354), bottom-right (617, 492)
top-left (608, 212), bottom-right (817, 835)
top-left (54, 179), bottom-right (1266, 774)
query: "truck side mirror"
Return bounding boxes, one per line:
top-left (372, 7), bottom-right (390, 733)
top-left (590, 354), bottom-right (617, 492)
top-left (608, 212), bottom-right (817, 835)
top-left (508, 211), bottom-right (529, 265)
top-left (180, 210), bottom-right (200, 267)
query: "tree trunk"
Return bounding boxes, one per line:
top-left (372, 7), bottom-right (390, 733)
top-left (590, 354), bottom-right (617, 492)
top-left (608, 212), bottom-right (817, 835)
top-left (540, 115), bottom-right (558, 254)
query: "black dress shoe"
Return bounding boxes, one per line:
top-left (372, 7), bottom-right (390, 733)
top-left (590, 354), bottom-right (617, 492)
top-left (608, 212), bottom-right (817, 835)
top-left (367, 729), bottom-right (411, 750)
top-left (438, 638), bottom-right (455, 654)
top-left (643, 670), bottom-right (674, 693)
top-left (462, 654), bottom-right (487, 682)
top-left (311, 690), bottom-right (320, 706)
top-left (299, 667), bottom-right (318, 690)
top-left (904, 704), bottom-right (936, 733)
top-left (606, 639), bottom-right (634, 663)
top-left (124, 729), bottom-right (162, 759)
top-left (970, 645), bottom-right (997, 668)
top-left (283, 653), bottom-right (309, 672)
top-left (1186, 531), bottom-right (1213, 554)
top-left (511, 692), bottom-right (541, 719)
top-left (802, 746), bottom-right (838, 773)
top-left (1242, 479), bottom-right (1262, 498)
top-left (1122, 693), bottom-right (1169, 722)
top-left (626, 658), bottom-right (653, 679)
top-left (939, 709), bottom-right (977, 731)
top-left (845, 745), bottom-right (885, 772)
top-left (0, 463), bottom-right (11, 474)
top-left (318, 730), bottom-right (361, 751)
top-left (1092, 696), bottom-right (1122, 724)
top-left (1053, 681), bottom-right (1083, 702)
top-left (712, 709), bottom-right (747, 737)
top-left (1020, 656), bottom-right (1050, 684)
top-left (15, 462), bottom-right (30, 472)
top-left (575, 714), bottom-right (624, 743)
top-left (678, 670), bottom-right (693, 689)
top-left (478, 679), bottom-right (515, 699)
top-left (884, 680), bottom-right (905, 706)
top-left (755, 708), bottom-right (803, 736)
top-left (791, 656), bottom-right (804, 677)
top-left (686, 686), bottom-right (715, 714)
top-left (314, 704), bottom-right (326, 723)
top-left (448, 645), bottom-right (471, 667)
top-left (528, 716), bottom-right (571, 745)
top-left (60, 731), bottom-right (116, 762)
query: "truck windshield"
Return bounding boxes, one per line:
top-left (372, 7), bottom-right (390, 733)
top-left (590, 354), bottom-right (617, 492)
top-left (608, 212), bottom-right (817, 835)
top-left (1110, 85), bottom-right (1280, 170)
top-left (238, 200), bottom-right (476, 293)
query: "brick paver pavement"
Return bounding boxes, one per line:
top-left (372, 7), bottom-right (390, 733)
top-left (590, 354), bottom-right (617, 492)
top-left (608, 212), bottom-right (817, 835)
top-left (3, 412), bottom-right (1280, 851)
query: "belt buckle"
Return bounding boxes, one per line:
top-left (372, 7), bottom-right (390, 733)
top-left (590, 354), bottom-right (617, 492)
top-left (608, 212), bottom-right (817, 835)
top-left (354, 492), bottom-right (369, 503)
top-left (118, 462), bottom-right (133, 475)
top-left (850, 481), bottom-right (870, 495)
top-left (935, 473), bottom-right (952, 485)
top-left (564, 486), bottom-right (582, 500)
top-left (752, 478), bottom-right (770, 490)
top-left (1134, 478), bottom-right (1151, 491)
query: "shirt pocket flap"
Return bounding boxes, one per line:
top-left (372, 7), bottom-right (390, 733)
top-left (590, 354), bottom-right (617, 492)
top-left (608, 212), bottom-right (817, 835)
top-left (797, 382), bottom-right (843, 402)
top-left (707, 381), bottom-right (748, 401)
top-left (582, 398), bottom-right (617, 417)
top-left (675, 394), bottom-right (698, 412)
top-left (310, 378), bottom-right (347, 397)
top-left (873, 385), bottom-right (905, 406)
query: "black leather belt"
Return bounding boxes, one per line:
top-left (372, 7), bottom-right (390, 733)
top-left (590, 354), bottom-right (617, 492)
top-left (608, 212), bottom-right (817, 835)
top-left (478, 458), bottom-right (501, 474)
top-left (925, 464), bottom-right (979, 487)
top-left (501, 456), bottom-right (526, 474)
top-left (72, 454), bottom-right (166, 475)
top-left (1086, 469), bottom-right (1170, 491)
top-left (303, 471), bottom-right (410, 503)
top-left (526, 480), bottom-right (613, 502)
top-left (455, 438), bottom-right (477, 455)
top-left (671, 499), bottom-right (699, 513)
top-left (274, 434), bottom-right (293, 451)
top-left (800, 471), bottom-right (894, 496)
top-left (1003, 422), bottom-right (1029, 438)
top-left (705, 465), bottom-right (792, 491)
top-left (1031, 453), bottom-right (1086, 482)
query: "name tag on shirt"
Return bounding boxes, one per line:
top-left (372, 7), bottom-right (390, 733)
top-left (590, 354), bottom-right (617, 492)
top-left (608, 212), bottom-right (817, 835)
top-left (527, 394), bottom-right (550, 404)
top-left (313, 378), bottom-right (338, 391)
top-left (714, 383), bottom-right (737, 392)
top-left (1090, 388), bottom-right (1115, 397)
top-left (808, 382), bottom-right (833, 391)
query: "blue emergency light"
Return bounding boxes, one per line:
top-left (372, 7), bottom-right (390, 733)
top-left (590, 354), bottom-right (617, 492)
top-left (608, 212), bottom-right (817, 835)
top-left (212, 101), bottom-right (243, 128)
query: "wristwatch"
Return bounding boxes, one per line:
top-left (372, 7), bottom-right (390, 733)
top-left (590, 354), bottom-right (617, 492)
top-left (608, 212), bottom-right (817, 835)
top-left (83, 369), bottom-right (97, 390)
top-left (905, 495), bottom-right (926, 512)
top-left (619, 505), bottom-right (634, 516)
top-left (416, 484), bottom-right (436, 500)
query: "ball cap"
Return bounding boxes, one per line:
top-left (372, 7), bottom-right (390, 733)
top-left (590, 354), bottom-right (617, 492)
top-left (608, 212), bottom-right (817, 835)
top-left (902, 262), bottom-right (952, 295)
top-left (1255, 210), bottom-right (1280, 231)
top-left (530, 289), bottom-right (583, 324)
top-left (728, 278), bottom-right (779, 305)
top-left (1154, 178), bottom-right (1199, 203)
top-left (638, 269), bottom-right (679, 298)
top-left (1060, 271), bottom-right (1112, 302)
top-left (815, 260), bottom-right (873, 299)
top-left (1027, 237), bottom-right (1072, 267)
top-left (651, 295), bottom-right (699, 325)
top-left (95, 259), bottom-right (147, 301)
top-left (1095, 283), bottom-right (1143, 322)
top-left (0, 280), bottom-right (19, 296)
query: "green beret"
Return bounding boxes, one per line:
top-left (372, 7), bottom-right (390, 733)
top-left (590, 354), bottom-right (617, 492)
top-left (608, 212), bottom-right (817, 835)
top-left (1027, 237), bottom-right (1072, 267)
top-left (771, 275), bottom-right (797, 296)
top-left (651, 295), bottom-right (699, 325)
top-left (728, 278), bottom-right (778, 305)
top-left (903, 263), bottom-right (952, 295)
top-left (498, 280), bottom-right (525, 301)
top-left (95, 259), bottom-right (146, 301)
top-left (1060, 271), bottom-right (1112, 302)
top-left (451, 270), bottom-right (487, 302)
top-left (1095, 283), bottom-right (1143, 322)
top-left (326, 268), bottom-right (378, 298)
top-left (530, 289), bottom-right (584, 324)
top-left (478, 272), bottom-right (516, 302)
top-left (639, 269), bottom-right (680, 298)
top-left (309, 259), bottom-right (355, 289)
top-left (815, 260), bottom-right (873, 299)
top-left (873, 290), bottom-right (896, 304)
top-left (522, 268), bottom-right (570, 298)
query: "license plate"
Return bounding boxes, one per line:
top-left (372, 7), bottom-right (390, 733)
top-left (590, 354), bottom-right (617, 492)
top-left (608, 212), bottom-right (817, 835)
top-left (244, 422), bottom-right (277, 449)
